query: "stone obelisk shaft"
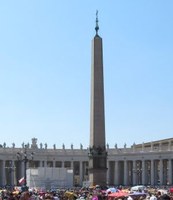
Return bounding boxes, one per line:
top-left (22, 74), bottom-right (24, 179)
top-left (90, 35), bottom-right (105, 148)
top-left (89, 12), bottom-right (107, 186)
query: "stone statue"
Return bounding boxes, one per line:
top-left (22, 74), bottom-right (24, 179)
top-left (12, 143), bottom-right (15, 148)
top-left (106, 143), bottom-right (109, 149)
top-left (124, 143), bottom-right (127, 148)
top-left (3, 142), bottom-right (6, 148)
top-left (45, 143), bottom-right (47, 149)
top-left (27, 143), bottom-right (30, 148)
top-left (53, 144), bottom-right (56, 150)
top-left (31, 138), bottom-right (38, 148)
top-left (80, 143), bottom-right (83, 150)
top-left (62, 143), bottom-right (65, 149)
top-left (133, 142), bottom-right (136, 152)
top-left (71, 144), bottom-right (73, 149)
top-left (32, 138), bottom-right (37, 145)
top-left (40, 143), bottom-right (43, 149)
top-left (115, 143), bottom-right (117, 149)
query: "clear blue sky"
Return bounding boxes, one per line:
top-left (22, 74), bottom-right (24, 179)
top-left (0, 1), bottom-right (172, 149)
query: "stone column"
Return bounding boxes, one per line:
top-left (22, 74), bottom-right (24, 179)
top-left (71, 160), bottom-right (74, 171)
top-left (151, 160), bottom-right (154, 185)
top-left (124, 160), bottom-right (127, 186)
top-left (2, 160), bottom-right (6, 186)
top-left (53, 160), bottom-right (56, 168)
top-left (79, 161), bottom-right (83, 186)
top-left (39, 161), bottom-right (42, 167)
top-left (13, 161), bottom-right (17, 186)
top-left (133, 160), bottom-right (136, 185)
top-left (11, 160), bottom-right (15, 186)
top-left (168, 159), bottom-right (172, 185)
top-left (159, 159), bottom-right (163, 185)
top-left (44, 161), bottom-right (47, 168)
top-left (142, 160), bottom-right (145, 185)
top-left (21, 161), bottom-right (25, 178)
top-left (107, 161), bottom-right (110, 185)
top-left (114, 161), bottom-right (119, 185)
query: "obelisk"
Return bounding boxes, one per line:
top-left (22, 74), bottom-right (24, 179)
top-left (88, 11), bottom-right (107, 187)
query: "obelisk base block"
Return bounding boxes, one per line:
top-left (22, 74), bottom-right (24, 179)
top-left (89, 168), bottom-right (107, 187)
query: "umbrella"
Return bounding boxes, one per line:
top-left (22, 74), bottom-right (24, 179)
top-left (106, 188), bottom-right (118, 194)
top-left (129, 192), bottom-right (147, 197)
top-left (108, 191), bottom-right (129, 200)
top-left (131, 185), bottom-right (146, 192)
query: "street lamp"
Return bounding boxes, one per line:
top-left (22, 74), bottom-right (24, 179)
top-left (17, 145), bottom-right (34, 189)
top-left (5, 161), bottom-right (16, 189)
top-left (133, 168), bottom-right (143, 185)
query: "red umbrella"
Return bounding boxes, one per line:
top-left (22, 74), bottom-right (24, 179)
top-left (108, 191), bottom-right (129, 200)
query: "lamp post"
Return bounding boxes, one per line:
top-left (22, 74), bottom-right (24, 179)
top-left (133, 168), bottom-right (143, 185)
top-left (17, 145), bottom-right (34, 189)
top-left (5, 161), bottom-right (16, 189)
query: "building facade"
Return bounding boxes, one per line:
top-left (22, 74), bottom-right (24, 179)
top-left (0, 137), bottom-right (173, 187)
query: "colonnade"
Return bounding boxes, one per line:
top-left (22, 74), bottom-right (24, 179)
top-left (0, 138), bottom-right (173, 188)
top-left (0, 159), bottom-right (89, 187)
top-left (1, 158), bottom-right (173, 187)
top-left (107, 158), bottom-right (173, 186)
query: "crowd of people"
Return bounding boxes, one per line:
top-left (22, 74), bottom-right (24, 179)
top-left (0, 185), bottom-right (173, 200)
